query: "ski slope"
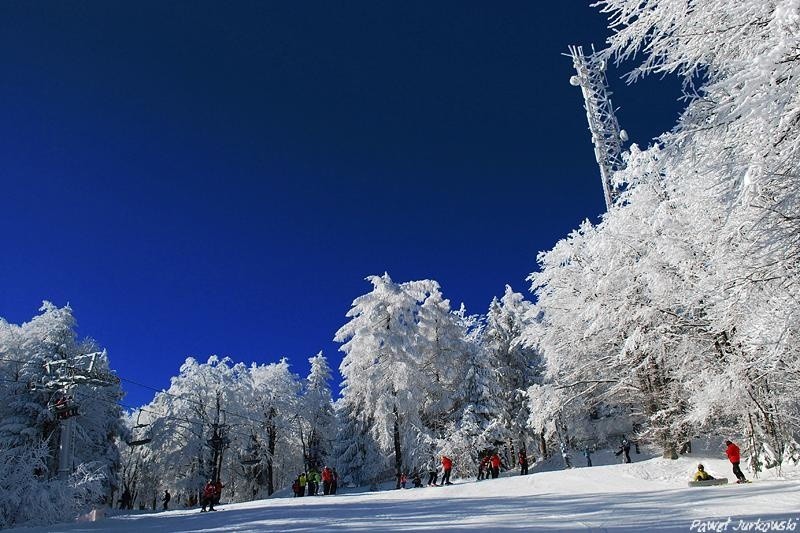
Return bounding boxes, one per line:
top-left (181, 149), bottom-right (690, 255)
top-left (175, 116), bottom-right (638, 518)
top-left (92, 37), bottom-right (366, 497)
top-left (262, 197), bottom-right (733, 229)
top-left (15, 453), bottom-right (800, 532)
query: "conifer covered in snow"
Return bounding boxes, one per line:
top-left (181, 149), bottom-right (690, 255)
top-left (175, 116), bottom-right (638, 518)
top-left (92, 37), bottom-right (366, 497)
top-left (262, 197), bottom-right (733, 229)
top-left (300, 352), bottom-right (335, 469)
top-left (335, 274), bottom-right (445, 488)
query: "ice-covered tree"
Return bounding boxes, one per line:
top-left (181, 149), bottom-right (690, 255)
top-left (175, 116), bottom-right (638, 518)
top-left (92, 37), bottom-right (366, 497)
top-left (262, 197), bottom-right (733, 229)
top-left (530, 0), bottom-right (800, 465)
top-left (243, 358), bottom-right (302, 496)
top-left (441, 310), bottom-right (502, 476)
top-left (482, 287), bottom-right (542, 462)
top-left (0, 303), bottom-right (123, 527)
top-left (336, 274), bottom-right (450, 488)
top-left (300, 352), bottom-right (335, 469)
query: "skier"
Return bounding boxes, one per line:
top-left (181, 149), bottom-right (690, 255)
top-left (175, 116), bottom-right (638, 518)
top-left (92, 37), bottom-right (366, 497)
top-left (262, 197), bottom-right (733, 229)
top-left (693, 463), bottom-right (714, 482)
top-left (561, 442), bottom-right (573, 468)
top-left (322, 466), bottom-right (333, 495)
top-left (441, 456), bottom-right (453, 485)
top-left (292, 478), bottom-right (300, 497)
top-left (298, 472), bottom-right (307, 496)
top-left (426, 457), bottom-right (439, 486)
top-left (331, 469), bottom-right (338, 494)
top-left (213, 480), bottom-right (225, 505)
top-left (584, 447), bottom-right (593, 467)
top-left (489, 452), bottom-right (502, 479)
top-left (477, 455), bottom-right (489, 481)
top-left (412, 471), bottom-right (423, 488)
top-left (518, 449), bottom-right (529, 475)
top-left (400, 472), bottom-right (408, 489)
top-left (162, 489), bottom-right (171, 510)
top-left (313, 468), bottom-right (322, 495)
top-left (725, 440), bottom-right (748, 483)
top-left (200, 480), bottom-right (216, 512)
top-left (307, 467), bottom-right (319, 495)
top-left (615, 438), bottom-right (632, 463)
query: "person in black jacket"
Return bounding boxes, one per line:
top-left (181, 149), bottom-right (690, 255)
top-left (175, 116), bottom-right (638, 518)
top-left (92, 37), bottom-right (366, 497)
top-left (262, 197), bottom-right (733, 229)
top-left (615, 438), bottom-right (632, 463)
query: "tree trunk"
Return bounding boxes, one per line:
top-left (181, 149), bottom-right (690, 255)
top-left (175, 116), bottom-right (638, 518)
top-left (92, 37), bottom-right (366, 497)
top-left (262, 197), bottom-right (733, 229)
top-left (539, 427), bottom-right (548, 458)
top-left (393, 406), bottom-right (402, 490)
top-left (267, 413), bottom-right (276, 496)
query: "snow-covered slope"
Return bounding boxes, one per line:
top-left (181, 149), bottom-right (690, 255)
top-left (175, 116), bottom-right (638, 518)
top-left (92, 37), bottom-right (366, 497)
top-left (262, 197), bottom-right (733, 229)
top-left (15, 454), bottom-right (800, 532)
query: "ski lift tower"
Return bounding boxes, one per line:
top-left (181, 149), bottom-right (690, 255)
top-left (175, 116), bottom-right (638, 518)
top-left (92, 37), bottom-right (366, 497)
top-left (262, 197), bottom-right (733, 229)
top-left (43, 352), bottom-right (120, 480)
top-left (568, 45), bottom-right (628, 210)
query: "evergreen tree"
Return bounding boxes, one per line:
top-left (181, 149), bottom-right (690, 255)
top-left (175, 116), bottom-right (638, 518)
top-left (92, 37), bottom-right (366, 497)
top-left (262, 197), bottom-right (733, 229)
top-left (336, 274), bottom-right (442, 488)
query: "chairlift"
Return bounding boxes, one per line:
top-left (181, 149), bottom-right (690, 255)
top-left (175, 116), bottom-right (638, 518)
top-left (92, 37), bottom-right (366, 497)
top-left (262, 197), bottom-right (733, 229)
top-left (126, 410), bottom-right (152, 447)
top-left (240, 455), bottom-right (260, 466)
top-left (50, 395), bottom-right (79, 420)
top-left (240, 436), bottom-right (260, 466)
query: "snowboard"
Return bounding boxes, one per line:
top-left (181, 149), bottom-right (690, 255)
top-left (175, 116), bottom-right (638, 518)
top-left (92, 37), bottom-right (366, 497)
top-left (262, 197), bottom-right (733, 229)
top-left (688, 478), bottom-right (728, 487)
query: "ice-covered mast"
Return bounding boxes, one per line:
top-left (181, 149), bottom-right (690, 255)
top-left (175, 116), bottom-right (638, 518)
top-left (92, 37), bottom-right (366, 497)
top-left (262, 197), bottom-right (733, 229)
top-left (568, 45), bottom-right (628, 210)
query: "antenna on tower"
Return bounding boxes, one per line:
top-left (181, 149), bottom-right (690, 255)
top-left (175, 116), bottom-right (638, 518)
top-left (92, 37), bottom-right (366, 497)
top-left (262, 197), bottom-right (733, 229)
top-left (568, 45), bottom-right (628, 210)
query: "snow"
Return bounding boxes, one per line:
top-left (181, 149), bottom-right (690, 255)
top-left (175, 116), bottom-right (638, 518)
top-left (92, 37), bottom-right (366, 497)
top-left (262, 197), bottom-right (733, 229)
top-left (14, 452), bottom-right (800, 532)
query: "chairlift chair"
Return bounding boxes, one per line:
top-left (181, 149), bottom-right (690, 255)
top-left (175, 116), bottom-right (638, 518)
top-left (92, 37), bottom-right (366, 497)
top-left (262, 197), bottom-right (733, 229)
top-left (240, 435), bottom-right (260, 465)
top-left (126, 410), bottom-right (152, 447)
top-left (51, 395), bottom-right (79, 420)
top-left (240, 454), bottom-right (260, 466)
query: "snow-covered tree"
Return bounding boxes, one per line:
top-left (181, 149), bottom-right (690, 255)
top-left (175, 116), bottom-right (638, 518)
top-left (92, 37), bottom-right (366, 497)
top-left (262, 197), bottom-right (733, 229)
top-left (530, 0), bottom-right (800, 465)
top-left (0, 303), bottom-right (123, 527)
top-left (441, 311), bottom-right (501, 477)
top-left (336, 274), bottom-right (441, 488)
top-left (300, 352), bottom-right (335, 469)
top-left (482, 287), bottom-right (542, 463)
top-left (244, 358), bottom-right (302, 496)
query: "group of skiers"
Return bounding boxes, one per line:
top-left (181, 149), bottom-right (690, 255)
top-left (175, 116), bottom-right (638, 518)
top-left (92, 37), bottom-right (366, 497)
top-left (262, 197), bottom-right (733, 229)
top-left (200, 479), bottom-right (225, 512)
top-left (186, 438), bottom-right (750, 513)
top-left (476, 451), bottom-right (515, 481)
top-left (292, 466), bottom-right (339, 497)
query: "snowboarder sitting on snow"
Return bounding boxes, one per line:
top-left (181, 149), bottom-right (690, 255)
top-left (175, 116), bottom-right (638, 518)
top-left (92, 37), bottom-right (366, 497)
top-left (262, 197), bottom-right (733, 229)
top-left (693, 464), bottom-right (714, 482)
top-left (412, 472), bottom-right (422, 488)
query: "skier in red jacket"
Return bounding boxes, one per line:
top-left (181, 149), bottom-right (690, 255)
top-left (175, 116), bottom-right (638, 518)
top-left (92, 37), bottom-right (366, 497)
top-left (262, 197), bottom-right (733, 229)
top-left (441, 456), bottom-right (453, 485)
top-left (200, 480), bottom-right (216, 512)
top-left (490, 453), bottom-right (502, 479)
top-left (322, 466), bottom-right (334, 495)
top-left (725, 440), bottom-right (748, 483)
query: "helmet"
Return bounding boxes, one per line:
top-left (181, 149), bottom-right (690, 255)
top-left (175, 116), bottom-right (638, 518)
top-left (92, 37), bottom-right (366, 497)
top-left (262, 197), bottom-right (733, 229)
top-left (697, 464), bottom-right (705, 470)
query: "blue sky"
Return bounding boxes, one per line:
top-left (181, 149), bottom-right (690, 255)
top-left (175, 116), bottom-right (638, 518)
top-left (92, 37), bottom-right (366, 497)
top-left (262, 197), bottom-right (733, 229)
top-left (0, 2), bottom-right (684, 406)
